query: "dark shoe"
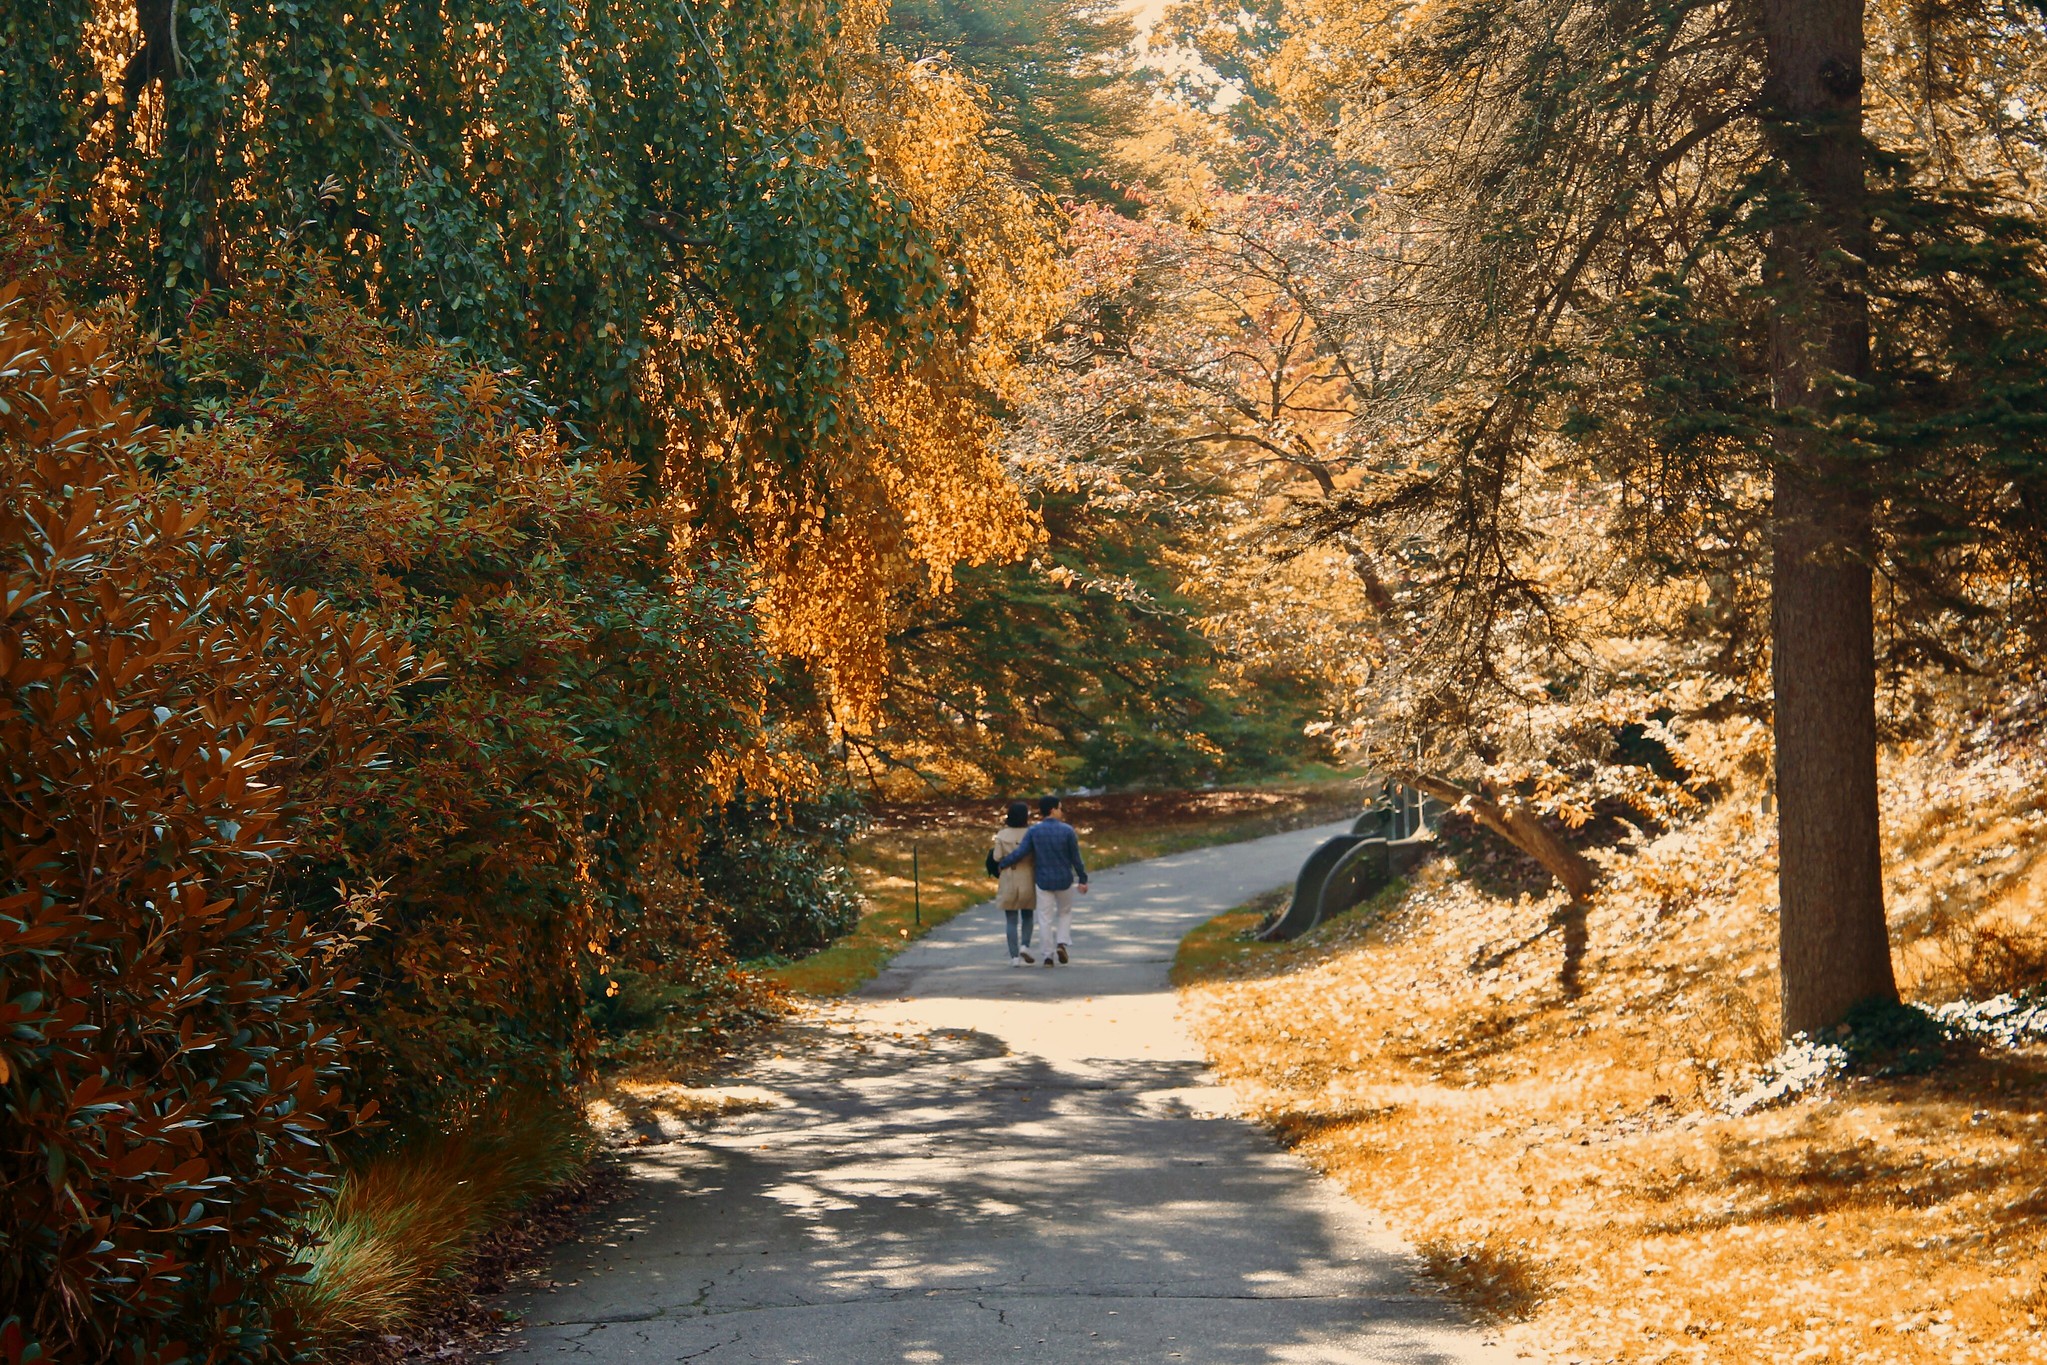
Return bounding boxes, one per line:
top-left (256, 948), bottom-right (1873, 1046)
top-left (1019, 950), bottom-right (1035, 964)
top-left (1043, 955), bottom-right (1056, 967)
top-left (1056, 945), bottom-right (1069, 964)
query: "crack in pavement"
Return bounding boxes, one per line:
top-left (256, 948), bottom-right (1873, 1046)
top-left (533, 1288), bottom-right (1465, 1325)
top-left (672, 1332), bottom-right (741, 1360)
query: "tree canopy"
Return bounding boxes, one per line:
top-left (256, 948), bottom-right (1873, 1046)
top-left (17, 3), bottom-right (2047, 1354)
top-left (1120, 0), bottom-right (2047, 1031)
top-left (13, 2), bottom-right (962, 482)
top-left (881, 0), bottom-right (1144, 201)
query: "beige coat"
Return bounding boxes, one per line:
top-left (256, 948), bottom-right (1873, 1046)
top-left (992, 825), bottom-right (1036, 911)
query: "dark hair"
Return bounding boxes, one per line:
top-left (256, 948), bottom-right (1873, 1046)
top-left (1005, 800), bottom-right (1029, 828)
top-left (1039, 794), bottom-right (1061, 817)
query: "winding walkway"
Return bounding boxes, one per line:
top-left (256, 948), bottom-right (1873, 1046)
top-left (501, 822), bottom-right (1511, 1363)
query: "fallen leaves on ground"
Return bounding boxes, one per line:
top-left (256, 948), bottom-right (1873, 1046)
top-left (586, 1081), bottom-right (785, 1142)
top-left (1181, 745), bottom-right (2047, 1364)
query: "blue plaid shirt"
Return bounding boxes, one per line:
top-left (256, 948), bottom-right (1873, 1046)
top-left (998, 818), bottom-right (1088, 891)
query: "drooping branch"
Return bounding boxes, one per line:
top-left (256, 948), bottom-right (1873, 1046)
top-left (1406, 773), bottom-right (1598, 904)
top-left (639, 209), bottom-right (721, 250)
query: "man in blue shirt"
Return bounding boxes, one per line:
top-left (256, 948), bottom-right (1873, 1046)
top-left (998, 795), bottom-right (1089, 966)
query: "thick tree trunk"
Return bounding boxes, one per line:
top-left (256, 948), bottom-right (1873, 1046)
top-left (122, 0), bottom-right (179, 101)
top-left (1758, 0), bottom-right (1899, 1036)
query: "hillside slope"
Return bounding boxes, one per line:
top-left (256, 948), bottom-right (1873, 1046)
top-left (1181, 741), bottom-right (2047, 1364)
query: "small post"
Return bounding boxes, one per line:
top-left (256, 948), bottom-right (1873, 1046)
top-left (912, 842), bottom-right (921, 927)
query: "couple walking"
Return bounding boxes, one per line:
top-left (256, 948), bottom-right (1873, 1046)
top-left (987, 796), bottom-right (1089, 968)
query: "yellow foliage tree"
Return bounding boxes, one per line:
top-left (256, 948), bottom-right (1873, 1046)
top-left (700, 11), bottom-right (1068, 746)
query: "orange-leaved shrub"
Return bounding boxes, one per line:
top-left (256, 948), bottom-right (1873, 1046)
top-left (161, 258), bottom-right (774, 1131)
top-left (0, 281), bottom-right (412, 1359)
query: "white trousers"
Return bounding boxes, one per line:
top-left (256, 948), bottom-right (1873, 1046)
top-left (1034, 886), bottom-right (1075, 959)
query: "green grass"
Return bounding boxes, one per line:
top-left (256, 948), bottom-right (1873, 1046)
top-left (765, 832), bottom-right (995, 994)
top-left (768, 780), bottom-right (1365, 996)
top-left (1171, 887), bottom-right (1293, 987)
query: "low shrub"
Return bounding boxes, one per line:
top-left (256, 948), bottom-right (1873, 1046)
top-left (1719, 1038), bottom-right (1850, 1115)
top-left (1719, 1000), bottom-right (1963, 1114)
top-left (1837, 997), bottom-right (1962, 1077)
top-left (1938, 916), bottom-right (2047, 999)
top-left (161, 259), bottom-right (771, 1129)
top-left (695, 788), bottom-right (864, 960)
top-left (1930, 988), bottom-right (2047, 1048)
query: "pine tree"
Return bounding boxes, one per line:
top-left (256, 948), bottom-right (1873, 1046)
top-left (1756, 0), bottom-right (1896, 1032)
top-left (1270, 0), bottom-right (2047, 1033)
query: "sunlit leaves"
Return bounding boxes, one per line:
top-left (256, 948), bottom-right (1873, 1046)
top-left (161, 258), bottom-right (771, 1126)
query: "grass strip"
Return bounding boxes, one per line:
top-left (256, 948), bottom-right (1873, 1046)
top-left (1172, 879), bottom-right (1408, 988)
top-left (1171, 887), bottom-right (1291, 987)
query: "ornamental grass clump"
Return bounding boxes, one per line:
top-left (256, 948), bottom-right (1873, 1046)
top-left (290, 1098), bottom-right (592, 1343)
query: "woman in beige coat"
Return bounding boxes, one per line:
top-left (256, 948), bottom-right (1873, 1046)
top-left (989, 800), bottom-right (1037, 966)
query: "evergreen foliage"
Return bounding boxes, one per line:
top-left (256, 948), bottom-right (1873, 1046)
top-left (159, 257), bottom-right (771, 1126)
top-left (882, 0), bottom-right (1143, 200)
top-left (0, 268), bottom-right (409, 1363)
top-left (0, 8), bottom-right (1327, 1355)
top-left (866, 487), bottom-right (1325, 792)
top-left (695, 788), bottom-right (865, 960)
top-left (1251, 0), bottom-right (2047, 1028)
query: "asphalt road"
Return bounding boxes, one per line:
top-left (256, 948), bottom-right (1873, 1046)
top-left (499, 821), bottom-right (1513, 1364)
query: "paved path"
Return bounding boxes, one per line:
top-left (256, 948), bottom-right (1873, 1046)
top-left (502, 823), bottom-right (1511, 1364)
